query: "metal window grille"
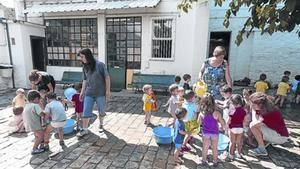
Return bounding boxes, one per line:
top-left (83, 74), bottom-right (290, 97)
top-left (151, 18), bottom-right (173, 59)
top-left (45, 18), bottom-right (98, 67)
top-left (106, 17), bottom-right (142, 69)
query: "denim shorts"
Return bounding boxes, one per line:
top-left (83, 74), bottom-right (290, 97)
top-left (83, 95), bottom-right (106, 118)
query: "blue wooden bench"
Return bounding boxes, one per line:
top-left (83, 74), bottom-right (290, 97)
top-left (56, 71), bottom-right (83, 88)
top-left (130, 73), bottom-right (175, 93)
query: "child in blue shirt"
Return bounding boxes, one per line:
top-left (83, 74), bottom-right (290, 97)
top-left (173, 107), bottom-right (189, 164)
top-left (182, 90), bottom-right (198, 151)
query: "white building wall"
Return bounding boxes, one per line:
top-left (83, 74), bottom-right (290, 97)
top-left (209, 1), bottom-right (300, 84)
top-left (43, 0), bottom-right (210, 85)
top-left (9, 22), bottom-right (45, 88)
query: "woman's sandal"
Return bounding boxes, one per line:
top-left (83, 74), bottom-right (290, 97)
top-left (174, 159), bottom-right (184, 164)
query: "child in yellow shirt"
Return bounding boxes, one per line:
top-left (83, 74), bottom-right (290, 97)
top-left (254, 73), bottom-right (269, 93)
top-left (142, 84), bottom-right (155, 125)
top-left (275, 76), bottom-right (290, 107)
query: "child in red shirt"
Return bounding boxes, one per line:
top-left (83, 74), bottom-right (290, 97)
top-left (72, 83), bottom-right (84, 131)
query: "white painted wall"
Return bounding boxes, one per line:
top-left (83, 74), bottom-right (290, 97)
top-left (209, 1), bottom-right (300, 85)
top-left (8, 22), bottom-right (45, 89)
top-left (43, 0), bottom-right (210, 85)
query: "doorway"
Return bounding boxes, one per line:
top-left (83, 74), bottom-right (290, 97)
top-left (208, 32), bottom-right (231, 61)
top-left (31, 36), bottom-right (46, 71)
top-left (106, 17), bottom-right (142, 91)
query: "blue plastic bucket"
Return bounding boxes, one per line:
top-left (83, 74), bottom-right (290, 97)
top-left (63, 119), bottom-right (76, 135)
top-left (153, 126), bottom-right (174, 144)
top-left (64, 87), bottom-right (77, 101)
top-left (218, 133), bottom-right (230, 151)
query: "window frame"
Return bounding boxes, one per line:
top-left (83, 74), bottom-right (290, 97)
top-left (150, 16), bottom-right (176, 61)
top-left (45, 18), bottom-right (98, 67)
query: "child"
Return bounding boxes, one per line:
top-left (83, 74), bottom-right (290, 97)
top-left (182, 90), bottom-right (198, 150)
top-left (216, 85), bottom-right (233, 127)
top-left (198, 93), bottom-right (225, 166)
top-left (22, 90), bottom-right (45, 155)
top-left (242, 89), bottom-right (255, 147)
top-left (275, 76), bottom-right (290, 107)
top-left (165, 84), bottom-right (179, 126)
top-left (292, 75), bottom-right (300, 104)
top-left (255, 73), bottom-right (269, 93)
top-left (72, 82), bottom-right (84, 131)
top-left (284, 71), bottom-right (291, 79)
top-left (183, 74), bottom-right (192, 90)
top-left (177, 87), bottom-right (185, 107)
top-left (174, 75), bottom-right (182, 87)
top-left (8, 88), bottom-right (26, 133)
top-left (43, 92), bottom-right (67, 150)
top-left (142, 84), bottom-right (155, 125)
top-left (227, 94), bottom-right (247, 160)
top-left (173, 107), bottom-right (189, 164)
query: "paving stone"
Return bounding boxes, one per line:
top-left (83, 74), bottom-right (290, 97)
top-left (130, 152), bottom-right (144, 162)
top-left (69, 155), bottom-right (90, 168)
top-left (94, 138), bottom-right (108, 147)
top-left (124, 161), bottom-right (139, 169)
top-left (95, 157), bottom-right (113, 169)
top-left (30, 157), bottom-right (47, 165)
top-left (111, 140), bottom-right (126, 150)
top-left (88, 152), bottom-right (106, 164)
top-left (36, 160), bottom-right (57, 169)
top-left (153, 159), bottom-right (167, 169)
top-left (143, 151), bottom-right (157, 162)
top-left (111, 155), bottom-right (129, 168)
top-left (139, 160), bottom-right (153, 169)
top-left (51, 159), bottom-right (72, 169)
top-left (120, 145), bottom-right (135, 156)
top-left (156, 149), bottom-right (170, 160)
top-left (135, 145), bottom-right (148, 153)
top-left (84, 146), bottom-right (101, 155)
top-left (65, 147), bottom-right (86, 160)
top-left (81, 162), bottom-right (97, 169)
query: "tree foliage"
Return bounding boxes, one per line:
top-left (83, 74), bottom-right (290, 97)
top-left (178, 0), bottom-right (300, 46)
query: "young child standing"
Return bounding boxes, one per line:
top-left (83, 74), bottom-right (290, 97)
top-left (182, 90), bottom-right (198, 150)
top-left (72, 82), bottom-right (84, 131)
top-left (198, 93), bottom-right (225, 166)
top-left (9, 88), bottom-right (26, 133)
top-left (173, 107), bottom-right (189, 164)
top-left (183, 74), bottom-right (192, 90)
top-left (216, 85), bottom-right (233, 128)
top-left (177, 87), bottom-right (185, 107)
top-left (142, 85), bottom-right (154, 125)
top-left (227, 94), bottom-right (247, 160)
top-left (275, 76), bottom-right (290, 107)
top-left (255, 73), bottom-right (269, 93)
top-left (43, 93), bottom-right (67, 150)
top-left (174, 75), bottom-right (182, 87)
top-left (22, 90), bottom-right (45, 155)
top-left (292, 75), bottom-right (300, 104)
top-left (165, 84), bottom-right (179, 126)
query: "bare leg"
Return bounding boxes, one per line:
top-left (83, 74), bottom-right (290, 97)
top-left (237, 133), bottom-right (243, 155)
top-left (275, 96), bottom-right (280, 105)
top-left (147, 111), bottom-right (152, 124)
top-left (250, 123), bottom-right (265, 147)
top-left (211, 136), bottom-right (219, 163)
top-left (44, 125), bottom-right (54, 145)
top-left (183, 134), bottom-right (191, 147)
top-left (33, 130), bottom-right (44, 149)
top-left (58, 127), bottom-right (64, 142)
top-left (82, 118), bottom-right (90, 129)
top-left (280, 96), bottom-right (285, 107)
top-left (174, 148), bottom-right (183, 163)
top-left (229, 132), bottom-right (236, 156)
top-left (98, 116), bottom-right (104, 125)
top-left (202, 137), bottom-right (210, 162)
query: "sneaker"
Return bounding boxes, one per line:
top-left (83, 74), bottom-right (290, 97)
top-left (99, 125), bottom-right (104, 132)
top-left (235, 153), bottom-right (242, 159)
top-left (76, 129), bottom-right (88, 137)
top-left (264, 141), bottom-right (271, 148)
top-left (43, 144), bottom-right (49, 151)
top-left (31, 148), bottom-right (45, 155)
top-left (225, 154), bottom-right (234, 162)
top-left (59, 140), bottom-right (65, 146)
top-left (249, 147), bottom-right (268, 156)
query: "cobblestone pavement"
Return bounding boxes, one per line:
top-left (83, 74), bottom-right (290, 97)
top-left (0, 88), bottom-right (300, 169)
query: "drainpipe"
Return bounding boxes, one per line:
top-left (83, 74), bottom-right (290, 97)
top-left (24, 0), bottom-right (28, 22)
top-left (1, 18), bottom-right (15, 88)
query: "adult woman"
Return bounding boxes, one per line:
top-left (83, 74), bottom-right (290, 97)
top-left (29, 70), bottom-right (55, 93)
top-left (198, 46), bottom-right (232, 100)
top-left (77, 48), bottom-right (111, 137)
top-left (249, 92), bottom-right (289, 156)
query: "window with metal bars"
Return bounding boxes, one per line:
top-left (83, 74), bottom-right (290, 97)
top-left (45, 18), bottom-right (98, 67)
top-left (151, 18), bottom-right (174, 59)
